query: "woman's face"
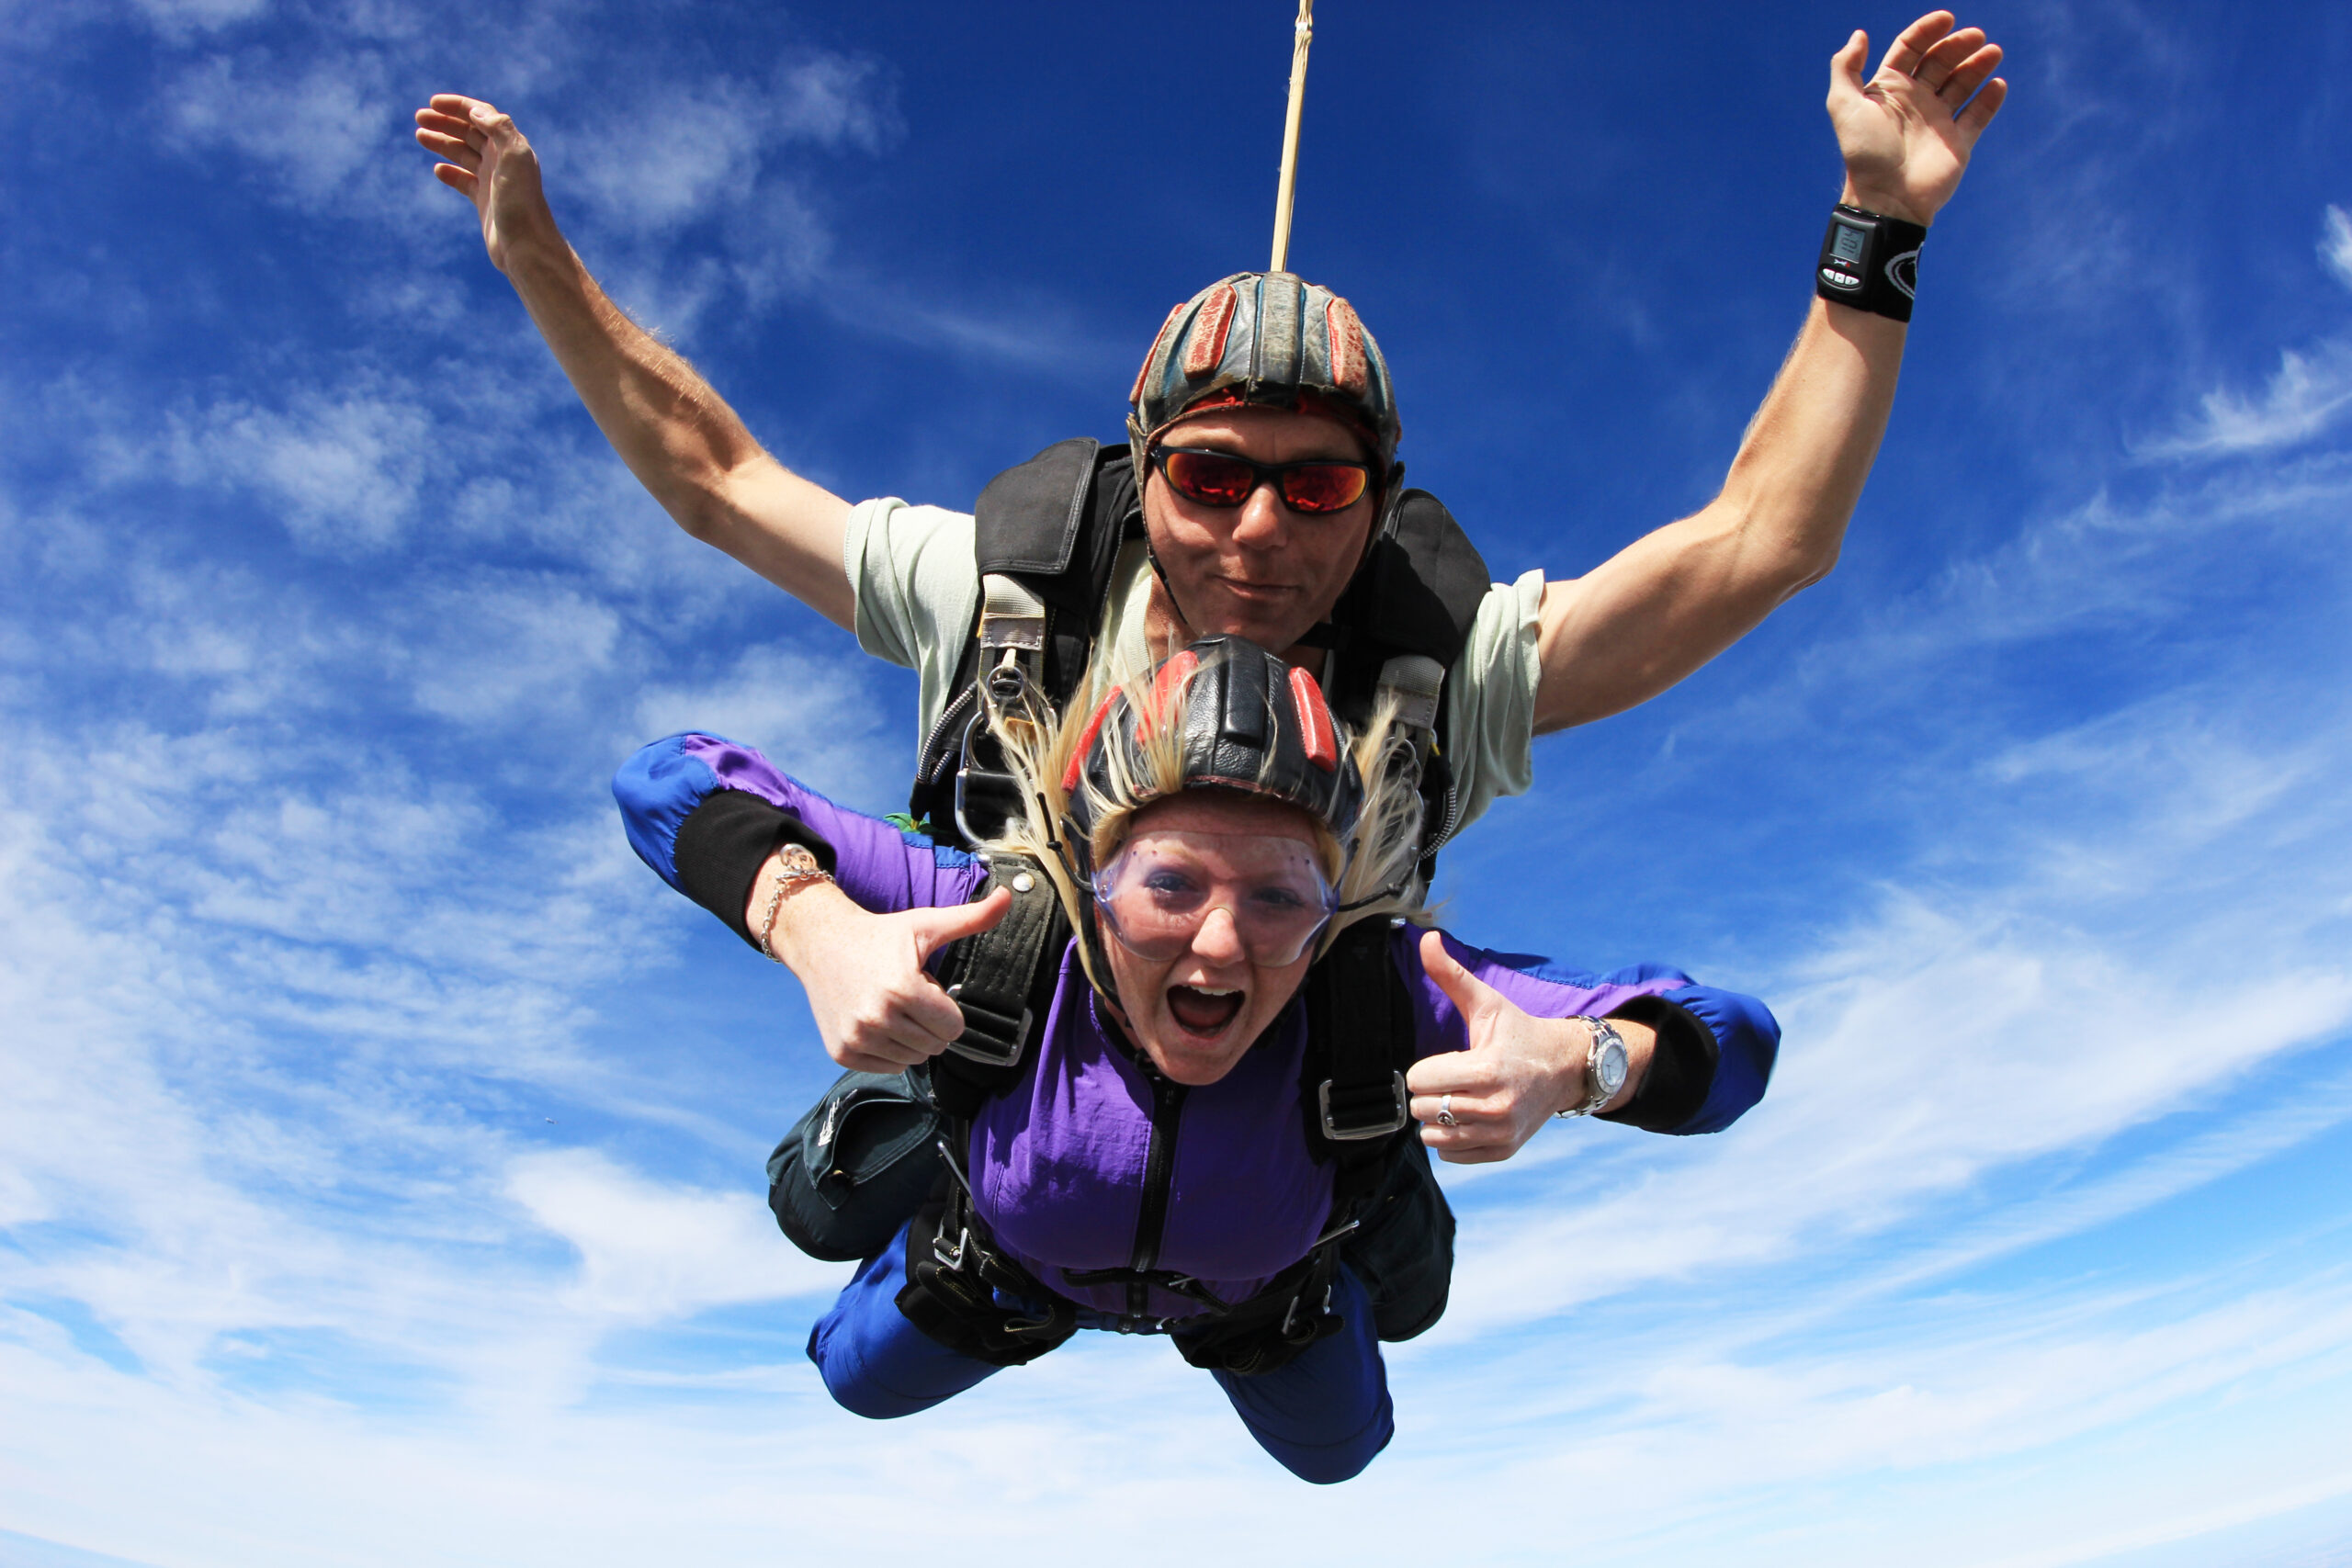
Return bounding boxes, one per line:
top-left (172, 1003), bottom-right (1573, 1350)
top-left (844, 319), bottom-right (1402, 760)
top-left (1096, 793), bottom-right (1331, 1087)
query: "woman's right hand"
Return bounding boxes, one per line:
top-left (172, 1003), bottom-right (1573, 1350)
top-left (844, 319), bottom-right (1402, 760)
top-left (758, 875), bottom-right (1012, 1074)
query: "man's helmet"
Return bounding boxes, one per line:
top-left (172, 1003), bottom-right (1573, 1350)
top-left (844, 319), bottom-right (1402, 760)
top-left (1126, 272), bottom-right (1402, 475)
top-left (1061, 635), bottom-right (1364, 861)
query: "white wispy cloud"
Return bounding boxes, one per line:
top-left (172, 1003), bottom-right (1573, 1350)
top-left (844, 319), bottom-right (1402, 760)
top-left (161, 389), bottom-right (434, 551)
top-left (508, 1148), bottom-right (843, 1318)
top-left (2137, 207), bottom-right (2352, 458)
top-left (2322, 204), bottom-right (2352, 291)
top-left (2142, 341), bottom-right (2352, 459)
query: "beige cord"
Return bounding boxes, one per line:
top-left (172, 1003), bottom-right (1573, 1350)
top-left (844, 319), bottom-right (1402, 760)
top-left (1270, 0), bottom-right (1315, 274)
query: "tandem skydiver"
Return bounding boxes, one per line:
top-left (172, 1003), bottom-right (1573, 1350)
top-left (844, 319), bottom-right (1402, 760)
top-left (615, 637), bottom-right (1779, 1481)
top-left (413, 12), bottom-right (2008, 1107)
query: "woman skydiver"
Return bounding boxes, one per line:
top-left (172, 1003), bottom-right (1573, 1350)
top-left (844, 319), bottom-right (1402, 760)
top-left (615, 637), bottom-right (1779, 1483)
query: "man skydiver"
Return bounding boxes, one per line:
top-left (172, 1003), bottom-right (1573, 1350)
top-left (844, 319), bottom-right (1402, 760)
top-left (413, 12), bottom-right (2007, 1115)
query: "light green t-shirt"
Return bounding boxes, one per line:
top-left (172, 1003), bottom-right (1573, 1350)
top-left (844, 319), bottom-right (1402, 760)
top-left (842, 496), bottom-right (1544, 833)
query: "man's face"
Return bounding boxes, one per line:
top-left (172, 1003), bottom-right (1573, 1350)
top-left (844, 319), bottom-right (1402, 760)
top-left (1140, 405), bottom-right (1378, 654)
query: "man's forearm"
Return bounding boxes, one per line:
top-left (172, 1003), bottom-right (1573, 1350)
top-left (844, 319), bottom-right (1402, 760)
top-left (1714, 293), bottom-right (1906, 590)
top-left (1531, 293), bottom-right (1905, 732)
top-left (495, 226), bottom-right (856, 627)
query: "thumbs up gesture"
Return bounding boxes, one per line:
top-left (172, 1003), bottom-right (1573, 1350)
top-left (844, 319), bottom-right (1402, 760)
top-left (1406, 931), bottom-right (1651, 1164)
top-left (760, 875), bottom-right (1013, 1075)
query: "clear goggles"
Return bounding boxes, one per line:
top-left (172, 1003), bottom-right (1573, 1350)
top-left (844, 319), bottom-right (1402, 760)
top-left (1090, 829), bottom-right (1339, 967)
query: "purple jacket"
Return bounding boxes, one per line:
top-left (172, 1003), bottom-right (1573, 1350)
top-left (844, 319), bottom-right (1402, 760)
top-left (618, 733), bottom-right (1779, 1320)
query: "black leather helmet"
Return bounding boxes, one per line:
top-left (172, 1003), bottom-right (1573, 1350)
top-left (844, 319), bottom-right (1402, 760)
top-left (1125, 272), bottom-right (1402, 475)
top-left (1061, 636), bottom-right (1365, 860)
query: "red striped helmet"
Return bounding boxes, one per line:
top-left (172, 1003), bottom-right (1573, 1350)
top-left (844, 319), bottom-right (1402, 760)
top-left (1061, 636), bottom-right (1364, 854)
top-left (1126, 272), bottom-right (1402, 473)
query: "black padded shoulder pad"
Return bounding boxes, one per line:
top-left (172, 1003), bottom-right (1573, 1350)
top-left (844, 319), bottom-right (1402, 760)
top-left (975, 437), bottom-right (1097, 577)
top-left (1336, 489), bottom-right (1491, 668)
top-left (973, 438), bottom-right (1136, 622)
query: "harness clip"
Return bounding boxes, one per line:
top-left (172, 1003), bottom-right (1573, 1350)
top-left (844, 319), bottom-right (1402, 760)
top-left (933, 1223), bottom-right (972, 1272)
top-left (1317, 1071), bottom-right (1409, 1141)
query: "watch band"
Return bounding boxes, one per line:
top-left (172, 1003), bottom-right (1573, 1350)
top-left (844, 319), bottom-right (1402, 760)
top-left (1816, 203), bottom-right (1925, 323)
top-left (1557, 1015), bottom-right (1628, 1118)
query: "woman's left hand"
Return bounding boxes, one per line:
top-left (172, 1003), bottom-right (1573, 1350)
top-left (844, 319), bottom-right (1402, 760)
top-left (1406, 931), bottom-right (1586, 1163)
top-left (1408, 931), bottom-right (1653, 1163)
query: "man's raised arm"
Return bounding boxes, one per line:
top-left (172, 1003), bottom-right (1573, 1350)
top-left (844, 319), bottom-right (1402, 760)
top-left (1529, 12), bottom-right (2007, 733)
top-left (414, 96), bottom-right (855, 629)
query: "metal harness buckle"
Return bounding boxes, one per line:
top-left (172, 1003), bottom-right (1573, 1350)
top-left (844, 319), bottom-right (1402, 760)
top-left (943, 986), bottom-right (1033, 1068)
top-left (1317, 1070), bottom-right (1408, 1141)
top-left (933, 1224), bottom-right (972, 1272)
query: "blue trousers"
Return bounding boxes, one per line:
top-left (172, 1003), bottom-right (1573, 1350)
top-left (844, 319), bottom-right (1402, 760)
top-left (807, 1226), bottom-right (1395, 1483)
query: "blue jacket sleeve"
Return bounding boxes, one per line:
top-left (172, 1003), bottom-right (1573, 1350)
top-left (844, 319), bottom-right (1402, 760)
top-left (613, 732), bottom-right (985, 918)
top-left (1394, 926), bottom-right (1779, 1136)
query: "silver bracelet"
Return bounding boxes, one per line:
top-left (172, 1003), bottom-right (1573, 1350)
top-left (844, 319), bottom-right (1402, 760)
top-left (755, 844), bottom-right (832, 962)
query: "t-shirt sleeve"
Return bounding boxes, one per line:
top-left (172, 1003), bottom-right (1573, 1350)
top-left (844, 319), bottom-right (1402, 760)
top-left (842, 497), bottom-right (981, 747)
top-left (1440, 569), bottom-right (1544, 835)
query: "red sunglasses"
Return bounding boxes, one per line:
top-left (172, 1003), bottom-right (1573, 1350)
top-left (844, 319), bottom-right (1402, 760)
top-left (1150, 446), bottom-right (1373, 515)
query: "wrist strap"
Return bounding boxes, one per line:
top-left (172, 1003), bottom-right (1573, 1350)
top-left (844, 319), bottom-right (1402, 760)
top-left (1816, 203), bottom-right (1925, 323)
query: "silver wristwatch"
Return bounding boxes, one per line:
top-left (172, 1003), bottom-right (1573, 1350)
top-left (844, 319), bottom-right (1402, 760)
top-left (1557, 1016), bottom-right (1629, 1118)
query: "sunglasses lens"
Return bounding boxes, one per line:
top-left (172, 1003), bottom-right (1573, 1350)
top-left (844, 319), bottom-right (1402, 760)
top-left (1279, 463), bottom-right (1370, 514)
top-left (1161, 449), bottom-right (1257, 507)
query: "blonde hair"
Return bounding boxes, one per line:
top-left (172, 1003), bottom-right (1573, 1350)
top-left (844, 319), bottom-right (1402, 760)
top-left (978, 644), bottom-right (1432, 995)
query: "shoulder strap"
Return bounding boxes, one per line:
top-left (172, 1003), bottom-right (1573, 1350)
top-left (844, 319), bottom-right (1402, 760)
top-left (924, 853), bottom-right (1072, 1121)
top-left (973, 437), bottom-right (1136, 705)
top-left (1298, 919), bottom-right (1419, 1216)
top-left (1321, 487), bottom-right (1490, 717)
top-left (910, 440), bottom-right (1137, 841)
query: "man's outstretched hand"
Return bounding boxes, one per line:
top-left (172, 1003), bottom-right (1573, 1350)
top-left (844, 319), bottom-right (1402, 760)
top-left (1829, 11), bottom-right (2007, 227)
top-left (413, 95), bottom-right (556, 273)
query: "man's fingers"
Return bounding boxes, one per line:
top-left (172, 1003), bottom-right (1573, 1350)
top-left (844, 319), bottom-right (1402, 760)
top-left (1939, 44), bottom-right (2004, 107)
top-left (1955, 75), bottom-right (2008, 137)
top-left (1915, 26), bottom-right (1987, 90)
top-left (1829, 28), bottom-right (1870, 97)
top-left (430, 164), bottom-right (479, 197)
top-left (1878, 10), bottom-right (1956, 79)
top-left (415, 130), bottom-right (481, 172)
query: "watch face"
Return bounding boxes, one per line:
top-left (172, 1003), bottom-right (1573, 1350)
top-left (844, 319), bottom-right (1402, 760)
top-left (1596, 1039), bottom-right (1629, 1095)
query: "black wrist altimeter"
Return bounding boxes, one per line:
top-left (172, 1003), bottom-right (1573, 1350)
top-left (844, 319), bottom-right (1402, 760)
top-left (1817, 203), bottom-right (1926, 323)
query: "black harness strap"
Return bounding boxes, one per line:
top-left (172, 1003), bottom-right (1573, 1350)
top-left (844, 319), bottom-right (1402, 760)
top-left (1301, 919), bottom-right (1420, 1192)
top-left (925, 854), bottom-right (1070, 1122)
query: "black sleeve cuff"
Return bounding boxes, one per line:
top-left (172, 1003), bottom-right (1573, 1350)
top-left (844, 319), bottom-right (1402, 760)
top-left (1595, 994), bottom-right (1719, 1134)
top-left (672, 791), bottom-right (839, 949)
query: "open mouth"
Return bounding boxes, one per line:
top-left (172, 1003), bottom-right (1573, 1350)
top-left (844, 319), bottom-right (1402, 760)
top-left (1166, 985), bottom-right (1245, 1037)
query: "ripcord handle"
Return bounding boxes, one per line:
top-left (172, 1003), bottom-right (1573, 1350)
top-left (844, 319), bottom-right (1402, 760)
top-left (1270, 0), bottom-right (1315, 274)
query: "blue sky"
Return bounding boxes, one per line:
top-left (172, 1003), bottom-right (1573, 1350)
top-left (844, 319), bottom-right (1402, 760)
top-left (3, 0), bottom-right (2349, 1562)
